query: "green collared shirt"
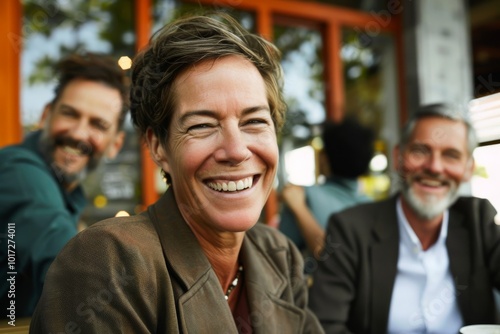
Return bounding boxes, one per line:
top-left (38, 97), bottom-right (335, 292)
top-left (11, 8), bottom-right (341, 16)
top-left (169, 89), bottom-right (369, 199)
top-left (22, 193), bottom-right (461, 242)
top-left (0, 130), bottom-right (86, 317)
top-left (279, 176), bottom-right (371, 251)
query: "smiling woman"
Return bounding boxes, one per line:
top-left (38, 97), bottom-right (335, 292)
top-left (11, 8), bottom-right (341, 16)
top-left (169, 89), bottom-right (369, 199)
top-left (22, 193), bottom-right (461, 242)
top-left (146, 55), bottom-right (278, 234)
top-left (29, 12), bottom-right (324, 334)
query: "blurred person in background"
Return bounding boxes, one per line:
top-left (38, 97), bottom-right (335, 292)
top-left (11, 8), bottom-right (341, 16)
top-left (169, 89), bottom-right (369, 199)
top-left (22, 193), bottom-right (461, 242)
top-left (29, 13), bottom-right (323, 333)
top-left (279, 117), bottom-right (375, 258)
top-left (309, 104), bottom-right (500, 333)
top-left (0, 52), bottom-right (128, 317)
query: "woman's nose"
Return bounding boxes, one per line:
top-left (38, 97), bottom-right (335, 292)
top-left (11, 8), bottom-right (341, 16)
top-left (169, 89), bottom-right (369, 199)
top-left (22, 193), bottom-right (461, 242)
top-left (213, 127), bottom-right (252, 165)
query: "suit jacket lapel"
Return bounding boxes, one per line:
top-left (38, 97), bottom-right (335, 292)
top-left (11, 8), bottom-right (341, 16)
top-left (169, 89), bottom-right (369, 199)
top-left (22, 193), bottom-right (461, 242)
top-left (446, 208), bottom-right (472, 322)
top-left (241, 228), bottom-right (309, 334)
top-left (148, 189), bottom-right (237, 332)
top-left (370, 195), bottom-right (400, 334)
top-left (148, 189), bottom-right (308, 333)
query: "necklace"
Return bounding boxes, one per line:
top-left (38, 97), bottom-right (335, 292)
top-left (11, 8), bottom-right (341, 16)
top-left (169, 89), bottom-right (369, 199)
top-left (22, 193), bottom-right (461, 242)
top-left (225, 265), bottom-right (243, 300)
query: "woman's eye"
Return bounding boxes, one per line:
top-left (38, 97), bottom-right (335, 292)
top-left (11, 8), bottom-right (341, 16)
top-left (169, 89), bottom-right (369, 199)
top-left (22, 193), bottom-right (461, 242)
top-left (246, 118), bottom-right (269, 126)
top-left (188, 123), bottom-right (212, 131)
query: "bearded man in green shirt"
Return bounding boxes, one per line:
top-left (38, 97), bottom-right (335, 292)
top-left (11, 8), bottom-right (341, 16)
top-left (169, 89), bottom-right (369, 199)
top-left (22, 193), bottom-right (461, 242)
top-left (0, 52), bottom-right (128, 317)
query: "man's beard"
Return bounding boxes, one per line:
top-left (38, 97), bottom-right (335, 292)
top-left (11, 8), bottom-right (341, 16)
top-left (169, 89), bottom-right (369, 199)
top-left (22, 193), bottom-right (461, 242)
top-left (38, 130), bottom-right (102, 188)
top-left (399, 173), bottom-right (460, 220)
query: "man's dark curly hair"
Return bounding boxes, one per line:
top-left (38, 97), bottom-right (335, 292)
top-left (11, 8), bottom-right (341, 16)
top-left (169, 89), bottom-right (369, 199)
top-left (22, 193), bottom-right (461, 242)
top-left (52, 52), bottom-right (129, 130)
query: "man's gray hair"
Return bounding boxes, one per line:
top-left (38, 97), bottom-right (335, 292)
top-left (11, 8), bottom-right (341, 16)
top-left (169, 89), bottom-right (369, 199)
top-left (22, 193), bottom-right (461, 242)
top-left (399, 103), bottom-right (478, 156)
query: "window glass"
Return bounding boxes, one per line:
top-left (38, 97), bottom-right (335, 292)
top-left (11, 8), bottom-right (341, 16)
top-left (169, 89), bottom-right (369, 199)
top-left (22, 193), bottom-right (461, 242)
top-left (152, 0), bottom-right (255, 34)
top-left (274, 23), bottom-right (325, 126)
top-left (471, 144), bottom-right (500, 224)
top-left (273, 21), bottom-right (325, 187)
top-left (470, 92), bottom-right (500, 223)
top-left (342, 27), bottom-right (399, 199)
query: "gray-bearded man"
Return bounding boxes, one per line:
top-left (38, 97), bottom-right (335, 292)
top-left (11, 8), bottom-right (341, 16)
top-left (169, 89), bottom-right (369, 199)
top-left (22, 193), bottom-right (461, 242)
top-left (309, 103), bottom-right (500, 333)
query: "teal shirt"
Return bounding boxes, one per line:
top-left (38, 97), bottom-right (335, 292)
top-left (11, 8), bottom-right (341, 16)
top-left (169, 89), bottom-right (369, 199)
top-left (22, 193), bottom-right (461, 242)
top-left (279, 176), bottom-right (371, 251)
top-left (0, 131), bottom-right (86, 317)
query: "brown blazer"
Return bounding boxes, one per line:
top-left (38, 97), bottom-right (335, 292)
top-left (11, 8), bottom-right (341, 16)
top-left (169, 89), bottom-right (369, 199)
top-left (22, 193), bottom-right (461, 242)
top-left (30, 189), bottom-right (323, 333)
top-left (309, 195), bottom-right (500, 334)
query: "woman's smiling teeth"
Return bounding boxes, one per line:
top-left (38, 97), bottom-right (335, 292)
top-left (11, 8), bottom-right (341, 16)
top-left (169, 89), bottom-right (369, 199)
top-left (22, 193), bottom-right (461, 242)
top-left (208, 176), bottom-right (253, 192)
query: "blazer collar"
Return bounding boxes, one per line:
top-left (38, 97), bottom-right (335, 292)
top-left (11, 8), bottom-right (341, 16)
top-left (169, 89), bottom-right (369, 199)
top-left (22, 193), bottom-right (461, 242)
top-left (371, 194), bottom-right (400, 242)
top-left (241, 233), bottom-right (287, 301)
top-left (241, 231), bottom-right (309, 333)
top-left (447, 206), bottom-right (470, 283)
top-left (370, 194), bottom-right (400, 334)
top-left (148, 188), bottom-right (213, 288)
top-left (446, 203), bottom-right (472, 321)
top-left (149, 189), bottom-right (288, 296)
top-left (148, 189), bottom-right (237, 332)
top-left (148, 188), bottom-right (307, 333)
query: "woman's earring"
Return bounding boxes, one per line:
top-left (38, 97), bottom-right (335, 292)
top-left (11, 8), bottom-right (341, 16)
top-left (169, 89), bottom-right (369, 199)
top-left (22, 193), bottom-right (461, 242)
top-left (161, 169), bottom-right (167, 183)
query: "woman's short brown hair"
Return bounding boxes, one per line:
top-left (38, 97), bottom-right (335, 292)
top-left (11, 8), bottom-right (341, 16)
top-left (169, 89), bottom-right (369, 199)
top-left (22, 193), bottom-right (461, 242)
top-left (130, 12), bottom-right (286, 143)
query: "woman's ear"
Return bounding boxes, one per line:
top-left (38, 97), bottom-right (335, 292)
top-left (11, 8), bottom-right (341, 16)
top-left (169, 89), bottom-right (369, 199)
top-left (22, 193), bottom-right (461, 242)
top-left (145, 128), bottom-right (170, 172)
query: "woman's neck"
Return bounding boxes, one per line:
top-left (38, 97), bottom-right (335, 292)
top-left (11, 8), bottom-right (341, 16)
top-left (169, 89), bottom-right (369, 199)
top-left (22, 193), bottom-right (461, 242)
top-left (190, 227), bottom-right (244, 293)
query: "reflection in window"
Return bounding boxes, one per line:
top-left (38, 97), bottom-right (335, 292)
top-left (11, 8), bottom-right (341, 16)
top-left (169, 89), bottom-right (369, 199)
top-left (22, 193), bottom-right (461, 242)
top-left (342, 28), bottom-right (399, 199)
top-left (472, 144), bottom-right (500, 224)
top-left (342, 28), bottom-right (396, 133)
top-left (152, 1), bottom-right (255, 34)
top-left (469, 92), bottom-right (500, 224)
top-left (274, 23), bottom-right (325, 128)
top-left (273, 22), bottom-right (325, 188)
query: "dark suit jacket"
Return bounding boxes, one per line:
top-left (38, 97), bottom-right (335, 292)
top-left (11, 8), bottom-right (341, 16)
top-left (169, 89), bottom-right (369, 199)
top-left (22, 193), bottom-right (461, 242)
top-left (30, 188), bottom-right (323, 333)
top-left (309, 195), bottom-right (500, 334)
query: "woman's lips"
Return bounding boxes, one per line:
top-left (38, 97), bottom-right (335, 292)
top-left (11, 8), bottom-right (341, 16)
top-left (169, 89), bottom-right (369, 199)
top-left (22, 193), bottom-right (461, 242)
top-left (207, 176), bottom-right (254, 192)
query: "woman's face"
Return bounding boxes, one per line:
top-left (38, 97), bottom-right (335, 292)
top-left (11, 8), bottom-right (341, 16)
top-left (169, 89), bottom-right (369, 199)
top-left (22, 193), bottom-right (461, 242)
top-left (151, 55), bottom-right (278, 237)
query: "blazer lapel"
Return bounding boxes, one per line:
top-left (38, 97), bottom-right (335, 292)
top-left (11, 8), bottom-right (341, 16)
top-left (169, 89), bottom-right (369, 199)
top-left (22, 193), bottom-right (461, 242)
top-left (148, 190), bottom-right (311, 333)
top-left (446, 208), bottom-right (471, 322)
top-left (241, 232), bottom-right (307, 334)
top-left (148, 189), bottom-right (237, 332)
top-left (370, 196), bottom-right (400, 334)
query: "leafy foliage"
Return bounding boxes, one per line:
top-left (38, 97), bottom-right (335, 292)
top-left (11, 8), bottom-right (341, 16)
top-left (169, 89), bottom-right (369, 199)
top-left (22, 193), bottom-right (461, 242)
top-left (23, 0), bottom-right (135, 85)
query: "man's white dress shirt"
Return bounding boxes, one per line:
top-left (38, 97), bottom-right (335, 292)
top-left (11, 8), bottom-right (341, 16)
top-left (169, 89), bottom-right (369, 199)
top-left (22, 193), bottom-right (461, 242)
top-left (387, 198), bottom-right (463, 334)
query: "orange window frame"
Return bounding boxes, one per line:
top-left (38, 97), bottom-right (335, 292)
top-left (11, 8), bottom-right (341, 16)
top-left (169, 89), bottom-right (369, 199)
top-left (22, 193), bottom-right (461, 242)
top-left (0, 0), bottom-right (22, 148)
